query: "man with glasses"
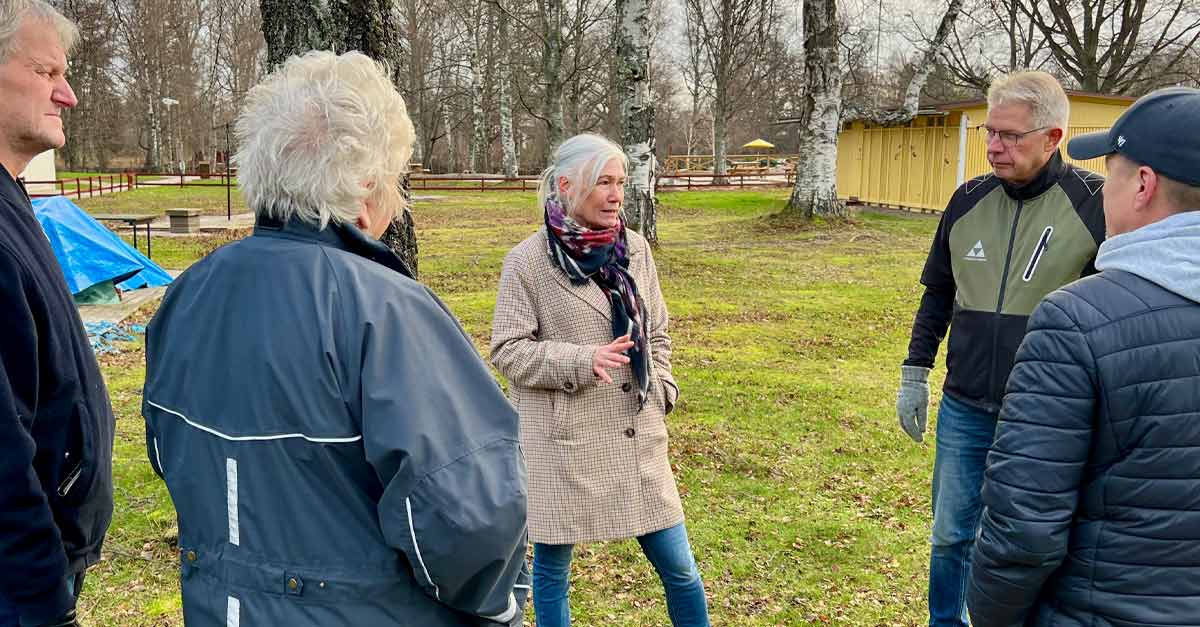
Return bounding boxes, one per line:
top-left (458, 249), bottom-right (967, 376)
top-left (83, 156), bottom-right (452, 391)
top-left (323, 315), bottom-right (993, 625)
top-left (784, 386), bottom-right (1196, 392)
top-left (895, 70), bottom-right (1105, 626)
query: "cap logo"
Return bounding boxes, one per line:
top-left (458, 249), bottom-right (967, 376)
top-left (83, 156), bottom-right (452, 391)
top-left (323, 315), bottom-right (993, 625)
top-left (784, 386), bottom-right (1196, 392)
top-left (1117, 135), bottom-right (1126, 148)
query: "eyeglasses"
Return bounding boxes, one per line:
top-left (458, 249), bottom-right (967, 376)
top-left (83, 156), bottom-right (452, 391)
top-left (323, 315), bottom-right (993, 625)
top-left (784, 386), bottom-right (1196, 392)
top-left (978, 125), bottom-right (1048, 147)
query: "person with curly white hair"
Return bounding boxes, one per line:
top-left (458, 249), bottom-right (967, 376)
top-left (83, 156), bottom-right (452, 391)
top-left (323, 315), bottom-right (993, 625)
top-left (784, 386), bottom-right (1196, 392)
top-left (142, 50), bottom-right (530, 626)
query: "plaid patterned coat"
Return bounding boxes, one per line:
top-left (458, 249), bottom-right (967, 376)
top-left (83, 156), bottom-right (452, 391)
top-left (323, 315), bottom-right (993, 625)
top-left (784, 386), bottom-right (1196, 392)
top-left (490, 227), bottom-right (684, 545)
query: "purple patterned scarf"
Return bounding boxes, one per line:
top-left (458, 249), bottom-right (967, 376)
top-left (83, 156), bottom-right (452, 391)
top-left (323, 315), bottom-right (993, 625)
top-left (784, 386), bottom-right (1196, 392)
top-left (544, 196), bottom-right (650, 409)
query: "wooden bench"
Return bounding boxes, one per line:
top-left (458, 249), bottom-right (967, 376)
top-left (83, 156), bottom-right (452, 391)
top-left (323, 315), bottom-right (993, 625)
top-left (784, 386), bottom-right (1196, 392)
top-left (166, 208), bottom-right (202, 234)
top-left (92, 213), bottom-right (158, 258)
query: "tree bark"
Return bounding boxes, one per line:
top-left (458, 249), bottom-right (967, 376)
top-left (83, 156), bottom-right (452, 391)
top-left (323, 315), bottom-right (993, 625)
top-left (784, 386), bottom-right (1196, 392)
top-left (539, 0), bottom-right (566, 156)
top-left (260, 0), bottom-right (420, 275)
top-left (259, 0), bottom-right (332, 69)
top-left (786, 0), bottom-right (844, 219)
top-left (616, 0), bottom-right (657, 242)
top-left (497, 5), bottom-right (519, 178)
top-left (467, 4), bottom-right (488, 173)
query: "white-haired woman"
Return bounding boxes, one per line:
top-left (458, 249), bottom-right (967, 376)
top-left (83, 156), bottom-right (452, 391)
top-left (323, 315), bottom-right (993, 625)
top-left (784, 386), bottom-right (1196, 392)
top-left (143, 50), bottom-right (529, 626)
top-left (491, 133), bottom-right (710, 626)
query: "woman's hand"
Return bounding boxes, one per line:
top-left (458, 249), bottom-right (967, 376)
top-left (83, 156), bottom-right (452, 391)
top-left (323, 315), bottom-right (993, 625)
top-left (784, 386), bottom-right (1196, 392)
top-left (592, 335), bottom-right (634, 384)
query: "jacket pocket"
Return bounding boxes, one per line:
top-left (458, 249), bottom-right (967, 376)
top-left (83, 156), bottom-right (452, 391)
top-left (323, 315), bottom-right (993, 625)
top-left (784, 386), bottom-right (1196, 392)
top-left (56, 402), bottom-right (97, 506)
top-left (549, 390), bottom-right (572, 442)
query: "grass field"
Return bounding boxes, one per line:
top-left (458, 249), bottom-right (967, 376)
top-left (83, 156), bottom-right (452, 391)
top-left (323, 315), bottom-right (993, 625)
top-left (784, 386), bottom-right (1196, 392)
top-left (78, 189), bottom-right (947, 626)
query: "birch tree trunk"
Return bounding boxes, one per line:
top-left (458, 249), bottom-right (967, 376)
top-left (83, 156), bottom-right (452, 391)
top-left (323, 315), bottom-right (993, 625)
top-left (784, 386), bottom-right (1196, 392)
top-left (467, 6), bottom-right (488, 173)
top-left (785, 0), bottom-right (844, 219)
top-left (260, 0), bottom-right (420, 275)
top-left (468, 65), bottom-right (486, 173)
top-left (540, 0), bottom-right (566, 156)
top-left (616, 0), bottom-right (657, 242)
top-left (497, 5), bottom-right (519, 178)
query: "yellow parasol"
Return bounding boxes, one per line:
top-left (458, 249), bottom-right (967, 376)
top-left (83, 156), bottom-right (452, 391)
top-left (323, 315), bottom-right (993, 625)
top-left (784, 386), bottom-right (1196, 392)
top-left (741, 138), bottom-right (775, 150)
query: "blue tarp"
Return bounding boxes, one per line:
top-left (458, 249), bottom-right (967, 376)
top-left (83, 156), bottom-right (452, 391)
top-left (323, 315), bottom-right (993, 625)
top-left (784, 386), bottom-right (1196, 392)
top-left (32, 196), bottom-right (173, 294)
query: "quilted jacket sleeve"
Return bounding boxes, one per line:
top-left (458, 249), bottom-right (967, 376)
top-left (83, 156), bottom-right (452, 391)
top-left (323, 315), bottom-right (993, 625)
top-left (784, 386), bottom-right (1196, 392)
top-left (967, 294), bottom-right (1098, 626)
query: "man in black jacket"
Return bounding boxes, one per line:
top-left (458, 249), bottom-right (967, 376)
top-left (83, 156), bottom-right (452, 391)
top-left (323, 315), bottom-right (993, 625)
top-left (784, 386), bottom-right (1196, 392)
top-left (896, 71), bottom-right (1105, 626)
top-left (0, 3), bottom-right (113, 627)
top-left (969, 87), bottom-right (1200, 626)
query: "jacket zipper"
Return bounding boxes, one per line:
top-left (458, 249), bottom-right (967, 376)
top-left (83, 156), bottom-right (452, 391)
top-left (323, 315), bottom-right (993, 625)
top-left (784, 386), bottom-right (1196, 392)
top-left (1022, 226), bottom-right (1054, 282)
top-left (57, 462), bottom-right (83, 497)
top-left (991, 199), bottom-right (1024, 406)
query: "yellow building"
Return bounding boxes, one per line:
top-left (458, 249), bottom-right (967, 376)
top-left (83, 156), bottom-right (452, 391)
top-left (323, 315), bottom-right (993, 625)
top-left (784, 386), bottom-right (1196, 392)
top-left (836, 92), bottom-right (1134, 212)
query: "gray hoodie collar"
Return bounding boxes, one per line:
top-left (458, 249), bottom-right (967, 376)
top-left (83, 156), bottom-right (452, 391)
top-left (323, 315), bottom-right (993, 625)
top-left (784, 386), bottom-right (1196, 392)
top-left (1095, 210), bottom-right (1200, 303)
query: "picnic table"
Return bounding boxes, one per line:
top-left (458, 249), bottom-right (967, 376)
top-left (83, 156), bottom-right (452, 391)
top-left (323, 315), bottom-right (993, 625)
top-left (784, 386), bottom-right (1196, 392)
top-left (91, 213), bottom-right (158, 259)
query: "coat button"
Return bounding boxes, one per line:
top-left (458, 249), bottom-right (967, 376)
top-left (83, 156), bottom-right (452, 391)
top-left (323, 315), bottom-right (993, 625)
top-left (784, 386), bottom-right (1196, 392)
top-left (621, 382), bottom-right (631, 392)
top-left (186, 550), bottom-right (197, 562)
top-left (288, 578), bottom-right (299, 590)
top-left (625, 428), bottom-right (636, 438)
top-left (564, 381), bottom-right (575, 391)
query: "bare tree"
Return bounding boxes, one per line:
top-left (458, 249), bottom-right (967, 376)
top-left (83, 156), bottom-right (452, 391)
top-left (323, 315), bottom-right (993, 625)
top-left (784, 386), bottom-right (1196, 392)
top-left (538, 0), bottom-right (566, 152)
top-left (682, 0), bottom-right (782, 181)
top-left (844, 0), bottom-right (965, 123)
top-left (110, 0), bottom-right (206, 171)
top-left (677, 2), bottom-right (710, 158)
top-left (58, 0), bottom-right (121, 169)
top-left (1018, 0), bottom-right (1200, 94)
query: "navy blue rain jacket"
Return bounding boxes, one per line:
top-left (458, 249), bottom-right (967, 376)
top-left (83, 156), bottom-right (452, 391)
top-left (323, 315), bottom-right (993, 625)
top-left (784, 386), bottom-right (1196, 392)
top-left (143, 215), bottom-right (530, 626)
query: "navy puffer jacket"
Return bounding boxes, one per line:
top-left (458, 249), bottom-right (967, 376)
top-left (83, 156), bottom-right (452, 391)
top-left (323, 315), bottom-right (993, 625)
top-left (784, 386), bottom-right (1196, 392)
top-left (969, 245), bottom-right (1200, 626)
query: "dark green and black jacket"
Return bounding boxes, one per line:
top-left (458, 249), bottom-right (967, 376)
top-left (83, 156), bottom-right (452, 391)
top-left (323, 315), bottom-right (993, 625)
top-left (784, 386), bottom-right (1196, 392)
top-left (904, 152), bottom-right (1105, 413)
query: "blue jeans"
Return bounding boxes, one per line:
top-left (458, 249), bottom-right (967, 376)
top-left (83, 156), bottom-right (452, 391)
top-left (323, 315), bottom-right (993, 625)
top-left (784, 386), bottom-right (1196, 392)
top-left (533, 522), bottom-right (710, 627)
top-left (928, 394), bottom-right (999, 626)
top-left (0, 572), bottom-right (84, 627)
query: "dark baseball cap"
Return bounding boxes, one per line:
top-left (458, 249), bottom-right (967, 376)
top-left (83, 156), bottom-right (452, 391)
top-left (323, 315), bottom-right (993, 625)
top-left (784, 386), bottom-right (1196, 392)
top-left (1067, 86), bottom-right (1200, 186)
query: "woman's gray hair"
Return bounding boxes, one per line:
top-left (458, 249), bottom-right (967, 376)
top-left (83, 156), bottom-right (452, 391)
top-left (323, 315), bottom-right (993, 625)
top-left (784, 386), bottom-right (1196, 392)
top-left (987, 71), bottom-right (1070, 132)
top-left (0, 0), bottom-right (78, 63)
top-left (235, 50), bottom-right (415, 228)
top-left (537, 133), bottom-right (628, 216)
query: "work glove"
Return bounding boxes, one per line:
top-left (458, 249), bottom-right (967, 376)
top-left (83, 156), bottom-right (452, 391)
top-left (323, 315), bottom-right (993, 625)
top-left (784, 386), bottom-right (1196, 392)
top-left (896, 365), bottom-right (931, 442)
